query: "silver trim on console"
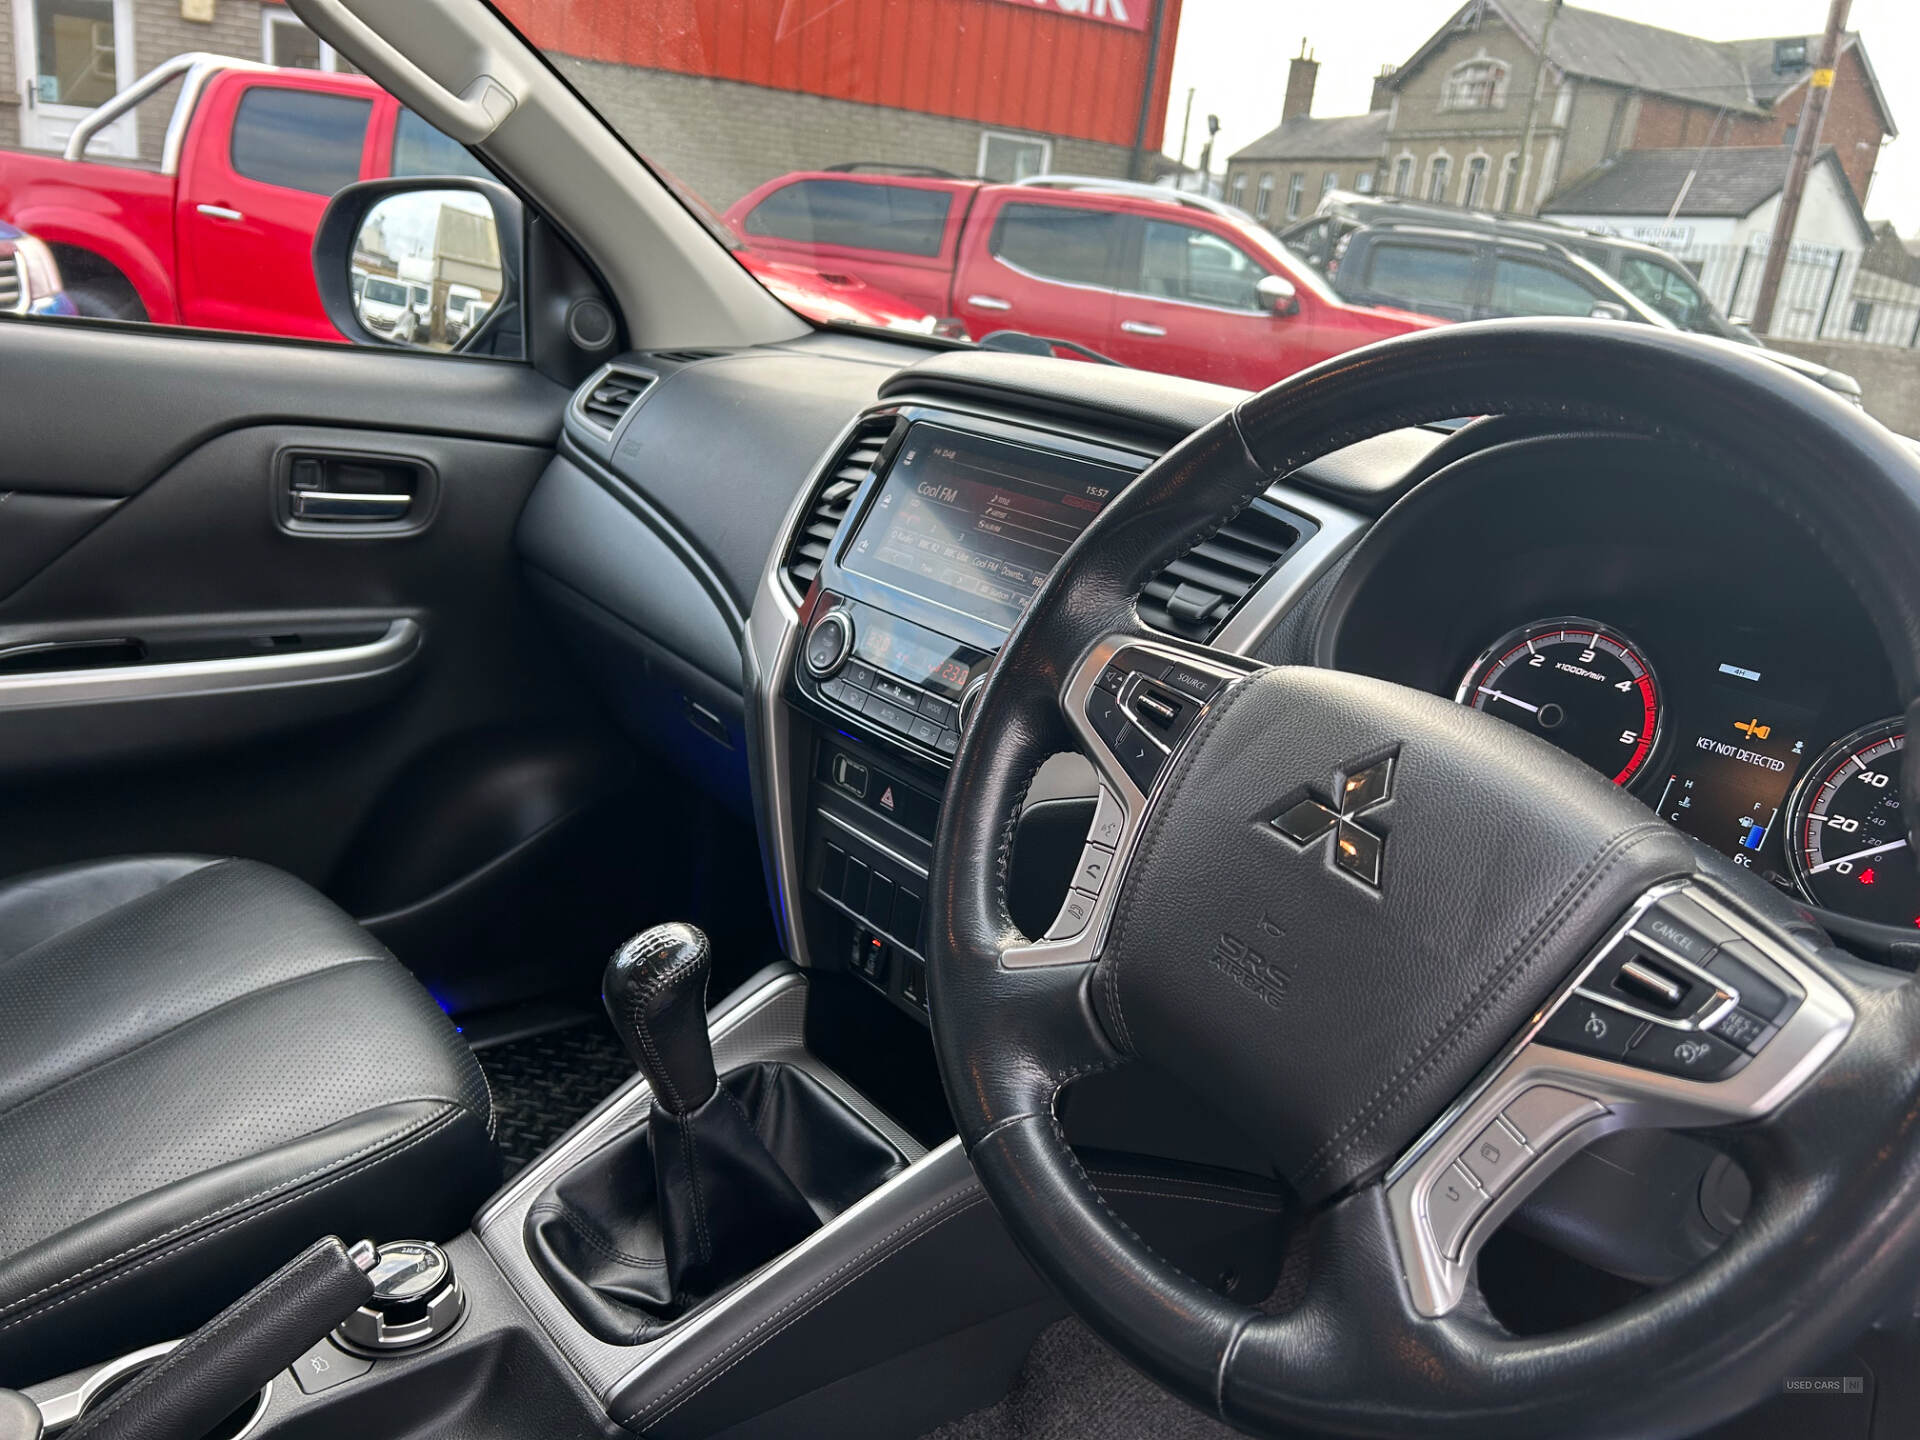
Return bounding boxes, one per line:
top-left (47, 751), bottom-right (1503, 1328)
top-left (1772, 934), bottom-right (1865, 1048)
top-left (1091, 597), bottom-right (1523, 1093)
top-left (33, 1340), bottom-right (273, 1437)
top-left (473, 969), bottom-right (925, 1398)
top-left (0, 619), bottom-right (420, 712)
top-left (1383, 878), bottom-right (1854, 1318)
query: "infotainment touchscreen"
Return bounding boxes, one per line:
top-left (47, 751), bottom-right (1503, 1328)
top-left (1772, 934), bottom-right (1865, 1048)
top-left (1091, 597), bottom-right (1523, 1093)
top-left (842, 423), bottom-right (1130, 631)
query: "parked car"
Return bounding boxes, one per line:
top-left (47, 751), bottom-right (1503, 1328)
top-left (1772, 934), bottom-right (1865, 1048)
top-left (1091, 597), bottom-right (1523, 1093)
top-left (0, 53), bottom-right (932, 344)
top-left (1284, 192), bottom-right (1865, 405)
top-left (0, 219), bottom-right (74, 316)
top-left (723, 170), bottom-right (1442, 387)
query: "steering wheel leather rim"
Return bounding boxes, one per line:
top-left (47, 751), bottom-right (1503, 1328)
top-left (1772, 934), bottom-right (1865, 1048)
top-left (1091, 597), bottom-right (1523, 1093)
top-left (926, 319), bottom-right (1920, 1439)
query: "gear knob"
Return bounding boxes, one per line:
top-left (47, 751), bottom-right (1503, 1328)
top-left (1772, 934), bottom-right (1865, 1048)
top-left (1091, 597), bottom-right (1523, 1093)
top-left (603, 923), bottom-right (716, 1115)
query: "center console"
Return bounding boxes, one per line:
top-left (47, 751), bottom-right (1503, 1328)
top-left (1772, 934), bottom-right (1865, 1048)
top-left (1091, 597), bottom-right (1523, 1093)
top-left (756, 397), bottom-right (1359, 1027)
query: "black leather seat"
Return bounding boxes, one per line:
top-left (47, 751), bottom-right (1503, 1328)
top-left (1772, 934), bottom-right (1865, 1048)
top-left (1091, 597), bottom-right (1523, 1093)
top-left (0, 856), bottom-right (498, 1385)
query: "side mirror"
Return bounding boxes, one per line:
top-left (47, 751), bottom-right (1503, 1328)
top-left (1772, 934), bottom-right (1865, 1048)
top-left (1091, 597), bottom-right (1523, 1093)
top-left (1257, 273), bottom-right (1299, 317)
top-left (1588, 301), bottom-right (1630, 321)
top-left (314, 177), bottom-right (524, 355)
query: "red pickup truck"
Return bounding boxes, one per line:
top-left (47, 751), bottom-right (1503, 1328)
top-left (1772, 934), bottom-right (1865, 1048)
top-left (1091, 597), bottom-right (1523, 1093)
top-left (723, 172), bottom-right (1442, 388)
top-left (0, 55), bottom-right (939, 341)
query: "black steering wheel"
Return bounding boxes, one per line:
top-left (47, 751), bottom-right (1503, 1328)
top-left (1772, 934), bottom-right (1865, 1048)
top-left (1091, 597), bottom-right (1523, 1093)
top-left (927, 319), bottom-right (1920, 1439)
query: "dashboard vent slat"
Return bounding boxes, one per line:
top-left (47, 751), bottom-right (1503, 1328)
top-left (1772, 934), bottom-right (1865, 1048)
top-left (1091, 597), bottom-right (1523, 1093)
top-left (782, 416), bottom-right (895, 599)
top-left (577, 366), bottom-right (655, 437)
top-left (648, 349), bottom-right (724, 365)
top-left (1137, 499), bottom-right (1306, 641)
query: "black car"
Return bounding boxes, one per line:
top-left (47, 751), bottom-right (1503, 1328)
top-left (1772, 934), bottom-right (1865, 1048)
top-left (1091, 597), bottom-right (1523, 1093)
top-left (1282, 192), bottom-right (1864, 404)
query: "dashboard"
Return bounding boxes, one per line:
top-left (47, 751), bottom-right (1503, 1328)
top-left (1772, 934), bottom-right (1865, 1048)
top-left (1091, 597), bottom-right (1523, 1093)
top-left (1319, 427), bottom-right (1914, 945)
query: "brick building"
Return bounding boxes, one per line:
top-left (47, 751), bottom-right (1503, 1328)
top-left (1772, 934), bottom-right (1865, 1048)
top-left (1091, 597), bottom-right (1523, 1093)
top-left (493, 0), bottom-right (1185, 209)
top-left (1224, 51), bottom-right (1391, 225)
top-left (3, 0), bottom-right (344, 163)
top-left (1226, 1), bottom-right (1893, 229)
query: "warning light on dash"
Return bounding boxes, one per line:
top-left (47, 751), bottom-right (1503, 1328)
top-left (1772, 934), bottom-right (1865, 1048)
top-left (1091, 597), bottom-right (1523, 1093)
top-left (1861, 868), bottom-right (1877, 886)
top-left (1734, 718), bottom-right (1771, 741)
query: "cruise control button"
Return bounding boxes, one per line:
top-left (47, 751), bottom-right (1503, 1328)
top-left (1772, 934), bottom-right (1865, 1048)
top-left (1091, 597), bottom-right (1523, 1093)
top-left (1708, 1006), bottom-right (1775, 1054)
top-left (1089, 787), bottom-right (1125, 849)
top-left (1634, 897), bottom-right (1734, 968)
top-left (1044, 888), bottom-right (1099, 941)
top-left (1625, 1024), bottom-right (1744, 1079)
top-left (1537, 997), bottom-right (1640, 1059)
top-left (1073, 843), bottom-right (1114, 895)
top-left (1704, 940), bottom-right (1798, 1023)
top-left (1500, 1085), bottom-right (1604, 1149)
top-left (1459, 1117), bottom-right (1532, 1196)
top-left (1426, 1162), bottom-right (1489, 1260)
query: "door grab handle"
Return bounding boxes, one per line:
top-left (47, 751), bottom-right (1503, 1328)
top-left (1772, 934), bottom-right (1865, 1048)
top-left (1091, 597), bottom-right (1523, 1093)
top-left (967, 294), bottom-right (1013, 311)
top-left (196, 203), bottom-right (244, 221)
top-left (1120, 320), bottom-right (1166, 336)
top-left (290, 492), bottom-right (413, 521)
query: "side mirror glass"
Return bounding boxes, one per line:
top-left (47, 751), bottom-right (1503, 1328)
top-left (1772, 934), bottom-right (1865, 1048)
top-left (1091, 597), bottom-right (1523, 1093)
top-left (1257, 273), bottom-right (1299, 316)
top-left (349, 190), bottom-right (502, 352)
top-left (1588, 301), bottom-right (1630, 321)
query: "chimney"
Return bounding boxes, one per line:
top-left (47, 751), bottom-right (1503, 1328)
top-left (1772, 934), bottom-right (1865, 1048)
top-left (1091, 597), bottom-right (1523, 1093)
top-left (1371, 63), bottom-right (1398, 113)
top-left (1283, 39), bottom-right (1319, 124)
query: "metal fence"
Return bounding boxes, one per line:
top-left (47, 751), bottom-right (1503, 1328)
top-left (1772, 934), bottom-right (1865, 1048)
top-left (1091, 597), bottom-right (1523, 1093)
top-left (1666, 241), bottom-right (1920, 349)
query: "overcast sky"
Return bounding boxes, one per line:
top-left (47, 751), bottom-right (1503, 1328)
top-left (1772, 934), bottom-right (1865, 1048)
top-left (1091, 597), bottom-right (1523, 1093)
top-left (1162, 0), bottom-right (1920, 233)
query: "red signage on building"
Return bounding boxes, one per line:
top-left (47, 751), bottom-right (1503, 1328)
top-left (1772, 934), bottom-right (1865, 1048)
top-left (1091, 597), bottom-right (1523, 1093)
top-left (988, 0), bottom-right (1149, 33)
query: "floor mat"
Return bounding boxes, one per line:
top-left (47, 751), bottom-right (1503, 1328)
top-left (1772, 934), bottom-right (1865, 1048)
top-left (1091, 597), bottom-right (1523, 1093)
top-left (475, 1021), bottom-right (634, 1178)
top-left (920, 1319), bottom-right (1238, 1440)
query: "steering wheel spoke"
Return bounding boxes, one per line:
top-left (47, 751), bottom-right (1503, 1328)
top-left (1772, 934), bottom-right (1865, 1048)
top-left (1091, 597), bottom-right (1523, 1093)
top-left (1382, 877), bottom-right (1854, 1318)
top-left (1005, 630), bottom-right (1262, 969)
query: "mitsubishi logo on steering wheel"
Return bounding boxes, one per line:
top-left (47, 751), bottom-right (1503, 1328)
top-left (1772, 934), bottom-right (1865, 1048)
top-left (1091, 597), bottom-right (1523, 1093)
top-left (1269, 755), bottom-right (1396, 888)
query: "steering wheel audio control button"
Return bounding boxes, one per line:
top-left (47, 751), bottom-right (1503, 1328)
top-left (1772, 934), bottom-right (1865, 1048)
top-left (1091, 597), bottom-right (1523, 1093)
top-left (1458, 1117), bottom-right (1532, 1195)
top-left (1537, 996), bottom-right (1641, 1059)
top-left (1426, 1162), bottom-right (1490, 1259)
top-left (1073, 843), bottom-right (1114, 895)
top-left (1089, 788), bottom-right (1125, 849)
top-left (1500, 1085), bottom-right (1605, 1149)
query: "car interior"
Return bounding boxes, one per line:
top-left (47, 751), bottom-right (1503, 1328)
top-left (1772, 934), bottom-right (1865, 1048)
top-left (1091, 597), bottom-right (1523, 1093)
top-left (1, 3), bottom-right (1919, 1440)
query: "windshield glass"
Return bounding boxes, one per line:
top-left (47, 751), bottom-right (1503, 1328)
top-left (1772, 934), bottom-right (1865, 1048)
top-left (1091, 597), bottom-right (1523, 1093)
top-left (509, 7), bottom-right (1917, 407)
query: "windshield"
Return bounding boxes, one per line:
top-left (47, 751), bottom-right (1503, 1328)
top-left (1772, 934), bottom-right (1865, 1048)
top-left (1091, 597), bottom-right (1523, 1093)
top-left (362, 278), bottom-right (408, 307)
top-left (501, 0), bottom-right (1909, 405)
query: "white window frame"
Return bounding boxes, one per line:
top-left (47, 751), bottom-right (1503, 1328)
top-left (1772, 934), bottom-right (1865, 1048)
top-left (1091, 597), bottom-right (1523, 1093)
top-left (1228, 173), bottom-right (1247, 208)
top-left (1255, 173), bottom-right (1275, 220)
top-left (977, 130), bottom-right (1052, 183)
top-left (1285, 171), bottom-right (1305, 221)
top-left (1426, 153), bottom-right (1451, 203)
top-left (262, 8), bottom-right (338, 71)
top-left (1320, 169), bottom-right (1339, 200)
top-left (1496, 151), bottom-right (1520, 210)
top-left (1393, 153), bottom-right (1415, 197)
top-left (1460, 152), bottom-right (1490, 208)
top-left (1441, 54), bottom-right (1509, 111)
top-left (1355, 169), bottom-right (1376, 194)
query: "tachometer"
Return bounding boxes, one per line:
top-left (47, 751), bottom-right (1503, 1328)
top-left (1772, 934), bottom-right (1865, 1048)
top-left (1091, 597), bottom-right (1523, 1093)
top-left (1786, 720), bottom-right (1917, 928)
top-left (1456, 618), bottom-right (1663, 786)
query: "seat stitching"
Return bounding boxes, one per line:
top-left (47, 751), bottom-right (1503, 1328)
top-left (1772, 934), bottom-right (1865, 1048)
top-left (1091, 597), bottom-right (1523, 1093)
top-left (0, 954), bottom-right (403, 1130)
top-left (0, 1109), bottom-right (461, 1336)
top-left (625, 1190), bottom-right (987, 1428)
top-left (0, 1104), bottom-right (462, 1318)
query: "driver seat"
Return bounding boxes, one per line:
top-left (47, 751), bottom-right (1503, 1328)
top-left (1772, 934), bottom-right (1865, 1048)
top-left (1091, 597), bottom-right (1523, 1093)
top-left (0, 855), bottom-right (498, 1384)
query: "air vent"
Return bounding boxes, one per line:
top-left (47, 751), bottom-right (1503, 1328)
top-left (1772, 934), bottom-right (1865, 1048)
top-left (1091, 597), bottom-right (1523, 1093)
top-left (648, 349), bottom-right (724, 365)
top-left (0, 255), bottom-right (19, 313)
top-left (1138, 499), bottom-right (1306, 641)
top-left (782, 417), bottom-right (895, 598)
top-left (577, 367), bottom-right (654, 436)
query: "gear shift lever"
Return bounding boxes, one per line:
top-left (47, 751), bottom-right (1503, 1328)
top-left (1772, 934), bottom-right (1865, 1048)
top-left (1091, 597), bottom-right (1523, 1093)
top-left (604, 923), bottom-right (719, 1116)
top-left (603, 924), bottom-right (820, 1301)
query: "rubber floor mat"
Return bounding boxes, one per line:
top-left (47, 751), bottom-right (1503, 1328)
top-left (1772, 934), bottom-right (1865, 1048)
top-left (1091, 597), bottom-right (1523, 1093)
top-left (477, 1022), bottom-right (634, 1178)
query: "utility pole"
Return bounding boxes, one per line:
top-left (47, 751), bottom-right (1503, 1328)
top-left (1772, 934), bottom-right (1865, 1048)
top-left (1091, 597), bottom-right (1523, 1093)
top-left (1129, 0), bottom-right (1170, 181)
top-left (1178, 87), bottom-right (1196, 180)
top-left (1513, 0), bottom-right (1563, 214)
top-left (1750, 0), bottom-right (1851, 336)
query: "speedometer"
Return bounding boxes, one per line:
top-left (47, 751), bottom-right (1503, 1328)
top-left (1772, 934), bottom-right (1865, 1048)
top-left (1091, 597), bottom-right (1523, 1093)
top-left (1456, 618), bottom-right (1663, 786)
top-left (1786, 720), bottom-right (1917, 928)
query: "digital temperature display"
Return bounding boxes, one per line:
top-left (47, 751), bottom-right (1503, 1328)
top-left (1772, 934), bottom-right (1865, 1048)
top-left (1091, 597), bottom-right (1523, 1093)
top-left (854, 623), bottom-right (976, 702)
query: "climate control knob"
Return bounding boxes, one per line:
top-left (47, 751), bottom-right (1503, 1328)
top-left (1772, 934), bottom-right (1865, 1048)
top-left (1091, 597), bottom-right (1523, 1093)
top-left (803, 608), bottom-right (854, 678)
top-left (957, 674), bottom-right (989, 733)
